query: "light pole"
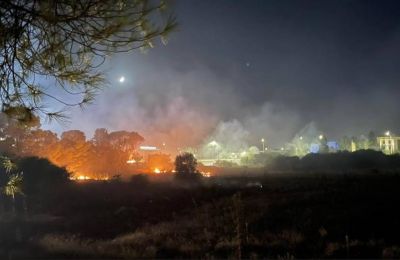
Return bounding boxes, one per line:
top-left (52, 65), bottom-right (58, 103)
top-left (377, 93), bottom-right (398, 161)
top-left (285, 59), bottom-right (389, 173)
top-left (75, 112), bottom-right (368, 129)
top-left (208, 140), bottom-right (219, 161)
top-left (298, 136), bottom-right (303, 156)
top-left (261, 138), bottom-right (265, 153)
top-left (385, 130), bottom-right (392, 154)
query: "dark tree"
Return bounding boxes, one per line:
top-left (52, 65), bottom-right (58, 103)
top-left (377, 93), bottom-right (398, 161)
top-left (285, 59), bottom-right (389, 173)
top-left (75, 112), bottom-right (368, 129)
top-left (0, 0), bottom-right (176, 122)
top-left (174, 152), bottom-right (199, 177)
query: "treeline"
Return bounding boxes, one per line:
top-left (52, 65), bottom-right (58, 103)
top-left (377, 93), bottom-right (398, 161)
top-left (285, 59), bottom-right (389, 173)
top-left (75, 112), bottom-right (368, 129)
top-left (0, 114), bottom-right (144, 178)
top-left (267, 150), bottom-right (400, 171)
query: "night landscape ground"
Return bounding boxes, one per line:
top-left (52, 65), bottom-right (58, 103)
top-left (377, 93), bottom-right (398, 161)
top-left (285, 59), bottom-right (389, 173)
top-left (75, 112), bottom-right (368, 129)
top-left (1, 156), bottom-right (400, 259)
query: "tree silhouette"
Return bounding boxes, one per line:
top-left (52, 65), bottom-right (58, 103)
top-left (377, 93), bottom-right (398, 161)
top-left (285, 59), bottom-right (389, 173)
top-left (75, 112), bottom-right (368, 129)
top-left (0, 123), bottom-right (149, 179)
top-left (0, 0), bottom-right (176, 122)
top-left (174, 153), bottom-right (200, 178)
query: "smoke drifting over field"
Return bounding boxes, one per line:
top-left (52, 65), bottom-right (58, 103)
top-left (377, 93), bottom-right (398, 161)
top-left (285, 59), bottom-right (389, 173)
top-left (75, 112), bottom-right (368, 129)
top-left (49, 56), bottom-right (303, 153)
top-left (43, 1), bottom-right (400, 152)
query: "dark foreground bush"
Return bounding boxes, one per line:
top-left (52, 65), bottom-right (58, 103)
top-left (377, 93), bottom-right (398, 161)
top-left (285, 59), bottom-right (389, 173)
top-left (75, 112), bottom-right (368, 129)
top-left (268, 150), bottom-right (400, 171)
top-left (18, 157), bottom-right (70, 195)
top-left (17, 157), bottom-right (71, 212)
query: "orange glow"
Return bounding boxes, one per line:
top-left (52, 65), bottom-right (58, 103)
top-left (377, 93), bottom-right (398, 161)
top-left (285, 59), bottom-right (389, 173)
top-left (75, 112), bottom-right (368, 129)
top-left (200, 171), bottom-right (211, 178)
top-left (13, 127), bottom-right (181, 178)
top-left (75, 175), bottom-right (91, 181)
top-left (69, 174), bottom-right (112, 181)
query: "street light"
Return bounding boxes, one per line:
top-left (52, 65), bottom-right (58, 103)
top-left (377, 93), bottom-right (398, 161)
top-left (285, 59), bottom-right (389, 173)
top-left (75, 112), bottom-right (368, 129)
top-left (261, 138), bottom-right (265, 152)
top-left (385, 130), bottom-right (392, 154)
top-left (208, 140), bottom-right (219, 160)
top-left (209, 140), bottom-right (218, 147)
top-left (319, 134), bottom-right (324, 140)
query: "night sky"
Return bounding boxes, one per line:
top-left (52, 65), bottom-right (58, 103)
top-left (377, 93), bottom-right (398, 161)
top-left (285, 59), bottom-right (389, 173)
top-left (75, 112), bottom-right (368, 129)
top-left (45, 0), bottom-right (400, 149)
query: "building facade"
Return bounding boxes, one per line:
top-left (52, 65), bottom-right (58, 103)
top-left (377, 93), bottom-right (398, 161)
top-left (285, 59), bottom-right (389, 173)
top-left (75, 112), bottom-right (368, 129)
top-left (377, 135), bottom-right (400, 154)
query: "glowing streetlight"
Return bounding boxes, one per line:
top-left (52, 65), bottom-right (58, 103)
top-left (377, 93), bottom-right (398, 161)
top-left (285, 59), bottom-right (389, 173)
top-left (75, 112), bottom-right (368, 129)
top-left (208, 140), bottom-right (219, 160)
top-left (319, 134), bottom-right (324, 140)
top-left (299, 136), bottom-right (303, 140)
top-left (385, 131), bottom-right (393, 154)
top-left (208, 140), bottom-right (218, 147)
top-left (261, 138), bottom-right (265, 152)
top-left (119, 76), bottom-right (125, 83)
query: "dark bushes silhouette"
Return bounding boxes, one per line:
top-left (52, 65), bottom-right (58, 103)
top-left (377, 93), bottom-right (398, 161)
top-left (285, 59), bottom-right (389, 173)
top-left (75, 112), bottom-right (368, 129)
top-left (174, 153), bottom-right (201, 180)
top-left (268, 150), bottom-right (400, 171)
top-left (17, 157), bottom-right (70, 211)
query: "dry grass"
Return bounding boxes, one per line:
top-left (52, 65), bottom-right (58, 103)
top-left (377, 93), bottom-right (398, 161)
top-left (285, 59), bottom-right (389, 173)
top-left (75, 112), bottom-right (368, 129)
top-left (35, 173), bottom-right (400, 258)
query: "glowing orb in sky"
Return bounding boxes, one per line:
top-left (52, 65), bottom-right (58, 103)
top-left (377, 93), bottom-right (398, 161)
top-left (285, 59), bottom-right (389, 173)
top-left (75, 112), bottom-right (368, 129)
top-left (119, 76), bottom-right (125, 83)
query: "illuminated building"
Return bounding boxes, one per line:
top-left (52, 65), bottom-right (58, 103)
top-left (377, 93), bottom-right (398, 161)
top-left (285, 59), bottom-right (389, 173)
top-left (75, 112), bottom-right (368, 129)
top-left (377, 133), bottom-right (400, 154)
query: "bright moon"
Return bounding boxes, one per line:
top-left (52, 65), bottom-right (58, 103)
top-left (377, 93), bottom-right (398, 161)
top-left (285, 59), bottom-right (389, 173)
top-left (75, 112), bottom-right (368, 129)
top-left (119, 76), bottom-right (125, 83)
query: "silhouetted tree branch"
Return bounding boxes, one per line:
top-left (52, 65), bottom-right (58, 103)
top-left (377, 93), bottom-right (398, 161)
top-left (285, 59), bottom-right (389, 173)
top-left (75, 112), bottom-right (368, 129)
top-left (0, 0), bottom-right (176, 122)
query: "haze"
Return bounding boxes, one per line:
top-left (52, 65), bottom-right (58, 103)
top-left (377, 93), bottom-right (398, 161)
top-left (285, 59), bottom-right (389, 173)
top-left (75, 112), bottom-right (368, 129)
top-left (43, 0), bottom-right (400, 152)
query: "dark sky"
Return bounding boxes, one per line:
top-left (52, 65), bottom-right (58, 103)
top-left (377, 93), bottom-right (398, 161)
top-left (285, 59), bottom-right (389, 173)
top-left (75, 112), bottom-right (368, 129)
top-left (45, 0), bottom-right (400, 149)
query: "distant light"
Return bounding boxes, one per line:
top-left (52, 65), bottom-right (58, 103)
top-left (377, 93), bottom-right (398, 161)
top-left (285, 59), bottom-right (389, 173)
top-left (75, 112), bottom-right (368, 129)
top-left (208, 140), bottom-right (218, 147)
top-left (385, 131), bottom-right (391, 136)
top-left (154, 168), bottom-right (161, 174)
top-left (261, 138), bottom-right (265, 143)
top-left (299, 136), bottom-right (303, 140)
top-left (280, 147), bottom-right (284, 151)
top-left (201, 171), bottom-right (211, 178)
top-left (76, 175), bottom-right (90, 181)
top-left (119, 76), bottom-right (125, 83)
top-left (319, 134), bottom-right (324, 140)
top-left (140, 145), bottom-right (158, 151)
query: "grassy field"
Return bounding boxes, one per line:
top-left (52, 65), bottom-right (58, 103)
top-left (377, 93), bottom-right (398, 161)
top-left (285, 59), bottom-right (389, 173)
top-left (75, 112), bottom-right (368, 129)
top-left (2, 171), bottom-right (400, 258)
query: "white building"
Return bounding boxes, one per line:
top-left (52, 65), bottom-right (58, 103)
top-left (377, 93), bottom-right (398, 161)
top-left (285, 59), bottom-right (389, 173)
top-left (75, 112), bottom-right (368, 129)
top-left (377, 133), bottom-right (400, 154)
